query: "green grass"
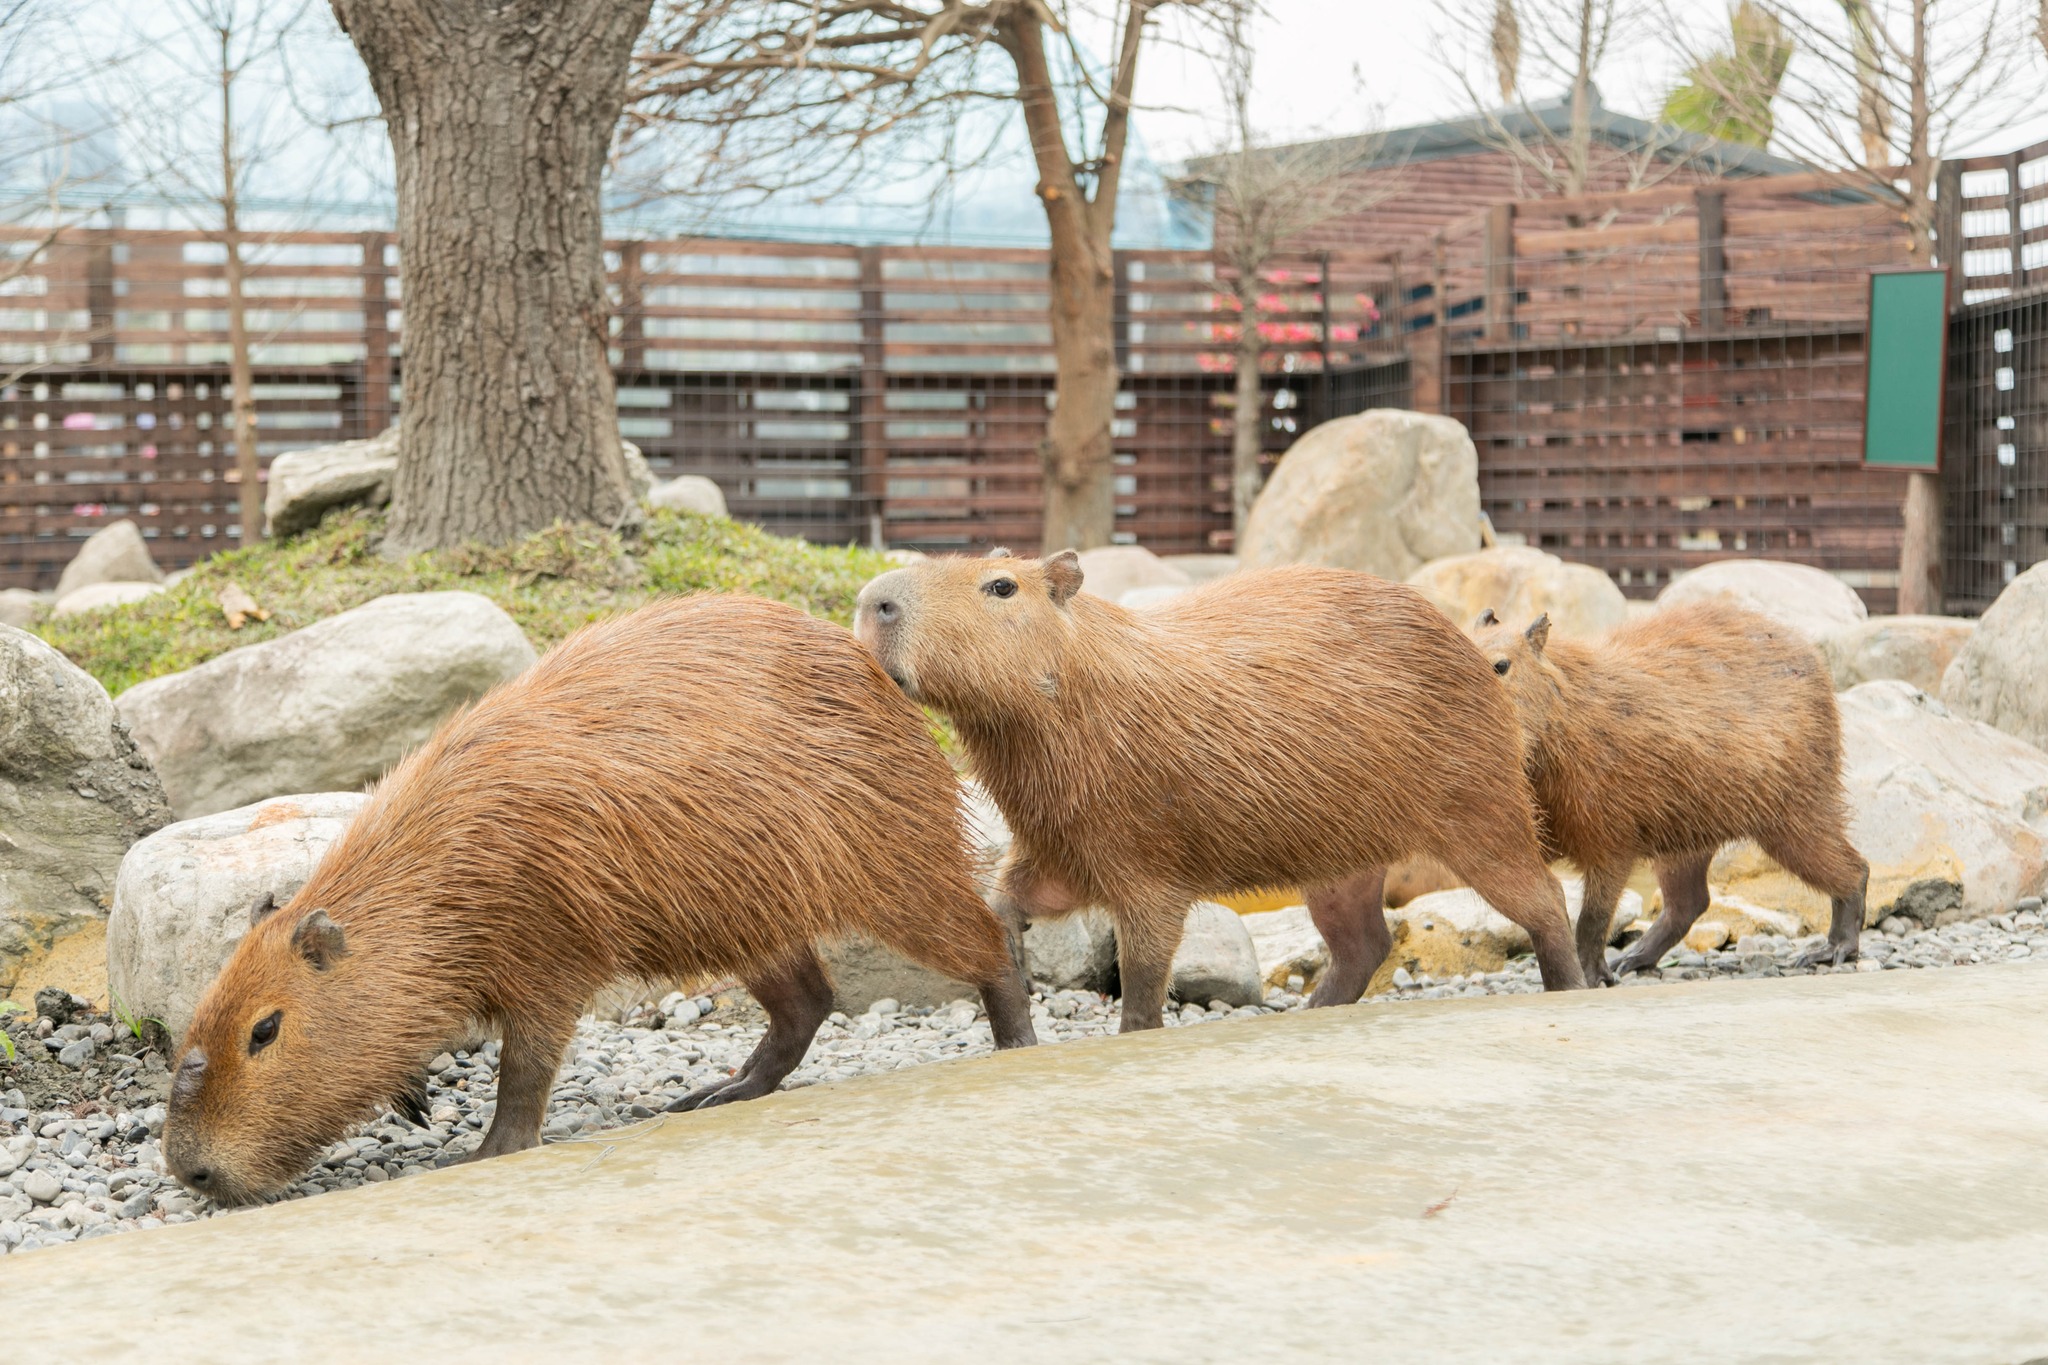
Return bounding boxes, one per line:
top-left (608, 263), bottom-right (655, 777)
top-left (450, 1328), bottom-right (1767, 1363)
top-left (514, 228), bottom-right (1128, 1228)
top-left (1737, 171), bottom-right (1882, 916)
top-left (34, 508), bottom-right (897, 696)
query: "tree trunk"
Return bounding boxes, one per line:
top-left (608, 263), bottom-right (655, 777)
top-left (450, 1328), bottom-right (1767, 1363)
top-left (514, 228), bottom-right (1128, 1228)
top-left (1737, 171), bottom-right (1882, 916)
top-left (1040, 228), bottom-right (1119, 552)
top-left (218, 33), bottom-right (261, 548)
top-left (329, 0), bottom-right (652, 554)
top-left (1898, 470), bottom-right (1943, 613)
top-left (1232, 284), bottom-right (1264, 536)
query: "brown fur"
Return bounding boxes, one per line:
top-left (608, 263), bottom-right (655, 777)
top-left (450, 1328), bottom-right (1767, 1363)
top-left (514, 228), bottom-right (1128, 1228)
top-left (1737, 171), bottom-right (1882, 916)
top-left (165, 595), bottom-right (1035, 1204)
top-left (855, 553), bottom-right (1587, 1030)
top-left (1472, 600), bottom-right (1869, 981)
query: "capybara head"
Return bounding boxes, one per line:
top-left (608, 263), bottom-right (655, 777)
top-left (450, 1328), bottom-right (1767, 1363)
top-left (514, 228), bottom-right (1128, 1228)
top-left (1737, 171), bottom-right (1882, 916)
top-left (1471, 610), bottom-right (1564, 754)
top-left (856, 549), bottom-right (1086, 717)
top-left (165, 894), bottom-right (407, 1204)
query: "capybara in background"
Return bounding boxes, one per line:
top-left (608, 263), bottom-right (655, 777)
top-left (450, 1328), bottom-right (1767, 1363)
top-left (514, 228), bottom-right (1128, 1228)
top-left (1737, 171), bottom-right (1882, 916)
top-left (855, 552), bottom-right (1587, 1031)
top-left (1472, 602), bottom-right (1868, 983)
top-left (164, 596), bottom-right (1036, 1204)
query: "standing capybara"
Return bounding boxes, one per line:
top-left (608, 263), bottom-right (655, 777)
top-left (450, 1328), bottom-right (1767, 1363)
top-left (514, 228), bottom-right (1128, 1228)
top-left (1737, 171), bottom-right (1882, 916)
top-left (1471, 601), bottom-right (1869, 983)
top-left (164, 595), bottom-right (1036, 1204)
top-left (854, 552), bottom-right (1587, 1031)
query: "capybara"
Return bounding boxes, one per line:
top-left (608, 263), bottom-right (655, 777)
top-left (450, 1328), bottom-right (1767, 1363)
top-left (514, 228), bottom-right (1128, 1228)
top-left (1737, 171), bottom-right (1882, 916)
top-left (1471, 602), bottom-right (1869, 983)
top-left (854, 552), bottom-right (1587, 1031)
top-left (164, 596), bottom-right (1036, 1203)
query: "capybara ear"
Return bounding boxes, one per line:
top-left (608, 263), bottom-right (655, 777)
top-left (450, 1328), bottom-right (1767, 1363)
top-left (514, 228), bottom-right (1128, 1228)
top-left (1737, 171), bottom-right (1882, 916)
top-left (1042, 549), bottom-right (1083, 606)
top-left (1524, 614), bottom-right (1551, 653)
top-left (291, 909), bottom-right (349, 971)
top-left (1475, 608), bottom-right (1500, 627)
top-left (248, 891), bottom-right (278, 927)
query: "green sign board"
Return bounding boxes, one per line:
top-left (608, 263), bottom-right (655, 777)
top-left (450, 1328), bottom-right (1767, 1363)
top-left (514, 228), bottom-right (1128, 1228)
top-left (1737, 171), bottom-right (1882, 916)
top-left (1863, 269), bottom-right (1948, 472)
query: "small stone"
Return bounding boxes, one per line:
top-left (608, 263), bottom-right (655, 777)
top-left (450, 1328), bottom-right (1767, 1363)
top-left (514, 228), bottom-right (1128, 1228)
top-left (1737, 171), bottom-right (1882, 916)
top-left (20, 1171), bottom-right (61, 1205)
top-left (867, 998), bottom-right (900, 1018)
top-left (56, 1038), bottom-right (94, 1068)
top-left (427, 1052), bottom-right (455, 1074)
top-left (1391, 967), bottom-right (1415, 989)
top-left (362, 1165), bottom-right (389, 1183)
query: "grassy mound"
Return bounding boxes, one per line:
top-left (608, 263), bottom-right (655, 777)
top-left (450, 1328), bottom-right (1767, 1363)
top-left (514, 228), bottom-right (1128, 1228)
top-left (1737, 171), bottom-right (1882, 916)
top-left (36, 508), bottom-right (896, 696)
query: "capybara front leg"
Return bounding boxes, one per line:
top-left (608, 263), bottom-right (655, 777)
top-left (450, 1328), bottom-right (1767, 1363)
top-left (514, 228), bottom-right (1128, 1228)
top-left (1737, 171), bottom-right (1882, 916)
top-left (1112, 901), bottom-right (1191, 1032)
top-left (1613, 853), bottom-right (1712, 976)
top-left (1461, 861), bottom-right (1585, 991)
top-left (1573, 861), bottom-right (1633, 987)
top-left (670, 946), bottom-right (834, 1112)
top-left (469, 1013), bottom-right (575, 1161)
top-left (1304, 867), bottom-right (1390, 1007)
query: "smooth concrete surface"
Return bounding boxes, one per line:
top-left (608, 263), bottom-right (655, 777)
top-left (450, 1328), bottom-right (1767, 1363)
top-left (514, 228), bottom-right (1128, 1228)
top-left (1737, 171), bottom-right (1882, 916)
top-left (8, 966), bottom-right (2048, 1363)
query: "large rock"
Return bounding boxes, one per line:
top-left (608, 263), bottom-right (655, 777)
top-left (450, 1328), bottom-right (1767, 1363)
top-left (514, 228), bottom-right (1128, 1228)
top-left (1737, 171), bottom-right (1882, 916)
top-left (263, 429), bottom-right (400, 537)
top-left (1022, 910), bottom-right (1119, 993)
top-left (1119, 584), bottom-right (1193, 611)
top-left (1939, 561), bottom-right (2048, 752)
top-left (1407, 545), bottom-right (1629, 638)
top-left (0, 588), bottom-right (43, 629)
top-left (1168, 901), bottom-right (1261, 1007)
top-left (51, 582), bottom-right (163, 617)
top-left (116, 592), bottom-right (538, 819)
top-left (53, 521), bottom-right (163, 600)
top-left (1075, 546), bottom-right (1190, 604)
top-left (1710, 681), bottom-right (2048, 929)
top-left (646, 475), bottom-right (728, 519)
top-left (1238, 410), bottom-right (1482, 579)
top-left (0, 626), bottom-right (173, 990)
top-left (1161, 554), bottom-right (1238, 585)
top-left (105, 793), bottom-right (367, 1042)
top-left (1655, 559), bottom-right (1866, 642)
top-left (1820, 615), bottom-right (1975, 692)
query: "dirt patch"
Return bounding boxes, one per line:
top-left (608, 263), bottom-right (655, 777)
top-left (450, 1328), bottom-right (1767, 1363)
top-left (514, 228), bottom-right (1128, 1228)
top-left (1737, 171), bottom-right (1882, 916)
top-left (1, 999), bottom-right (171, 1121)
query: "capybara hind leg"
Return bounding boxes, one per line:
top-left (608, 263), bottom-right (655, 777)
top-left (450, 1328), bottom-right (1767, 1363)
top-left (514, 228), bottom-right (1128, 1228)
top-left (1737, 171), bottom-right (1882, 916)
top-left (1573, 861), bottom-right (1633, 987)
top-left (1613, 853), bottom-right (1712, 976)
top-left (1304, 867), bottom-right (1391, 1007)
top-left (868, 888), bottom-right (1040, 1051)
top-left (1112, 901), bottom-right (1191, 1032)
top-left (1458, 861), bottom-right (1585, 990)
top-left (470, 1013), bottom-right (575, 1161)
top-left (1755, 827), bottom-right (1869, 967)
top-left (671, 947), bottom-right (834, 1112)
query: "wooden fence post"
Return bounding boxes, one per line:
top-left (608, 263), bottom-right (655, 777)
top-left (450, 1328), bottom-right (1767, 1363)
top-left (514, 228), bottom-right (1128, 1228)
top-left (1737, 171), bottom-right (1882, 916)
top-left (856, 244), bottom-right (886, 548)
top-left (616, 239), bottom-right (646, 373)
top-left (1695, 188), bottom-right (1727, 333)
top-left (1900, 161), bottom-right (1965, 615)
top-left (359, 231), bottom-right (393, 438)
top-left (1484, 204), bottom-right (1515, 341)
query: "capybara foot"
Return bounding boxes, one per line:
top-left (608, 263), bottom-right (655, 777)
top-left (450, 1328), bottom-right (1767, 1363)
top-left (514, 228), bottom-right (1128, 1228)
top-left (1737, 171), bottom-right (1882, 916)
top-left (1610, 944), bottom-right (1659, 978)
top-left (1116, 1007), bottom-right (1166, 1033)
top-left (1580, 952), bottom-right (1618, 988)
top-left (462, 1128), bottom-right (539, 1163)
top-left (1793, 934), bottom-right (1860, 969)
top-left (666, 1076), bottom-right (744, 1112)
top-left (1306, 973), bottom-right (1368, 1008)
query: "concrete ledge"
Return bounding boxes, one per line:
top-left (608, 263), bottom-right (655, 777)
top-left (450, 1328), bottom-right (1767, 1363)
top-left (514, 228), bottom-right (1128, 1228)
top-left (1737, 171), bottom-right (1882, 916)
top-left (7, 967), bottom-right (2048, 1362)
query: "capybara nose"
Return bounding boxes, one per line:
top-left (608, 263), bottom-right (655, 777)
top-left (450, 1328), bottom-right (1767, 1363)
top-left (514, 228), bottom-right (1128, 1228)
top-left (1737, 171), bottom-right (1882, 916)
top-left (873, 598), bottom-right (899, 624)
top-left (186, 1165), bottom-right (213, 1189)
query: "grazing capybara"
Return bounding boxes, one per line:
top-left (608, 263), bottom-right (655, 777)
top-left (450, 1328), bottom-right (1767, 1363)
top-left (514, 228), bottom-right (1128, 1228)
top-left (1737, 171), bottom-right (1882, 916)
top-left (854, 552), bottom-right (1586, 1031)
top-left (1471, 601), bottom-right (1868, 983)
top-left (164, 595), bottom-right (1036, 1203)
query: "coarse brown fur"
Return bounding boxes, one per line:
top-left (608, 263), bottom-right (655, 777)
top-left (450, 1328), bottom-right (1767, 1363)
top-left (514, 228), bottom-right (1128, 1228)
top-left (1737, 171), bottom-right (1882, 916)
top-left (1471, 600), bottom-right (1869, 982)
top-left (164, 595), bottom-right (1036, 1204)
top-left (855, 553), bottom-right (1587, 1030)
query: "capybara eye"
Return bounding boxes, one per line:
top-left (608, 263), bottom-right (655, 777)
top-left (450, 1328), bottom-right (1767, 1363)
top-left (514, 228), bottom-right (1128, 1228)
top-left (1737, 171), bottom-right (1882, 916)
top-left (1493, 659), bottom-right (1512, 675)
top-left (249, 1010), bottom-right (281, 1055)
top-left (984, 578), bottom-right (1018, 599)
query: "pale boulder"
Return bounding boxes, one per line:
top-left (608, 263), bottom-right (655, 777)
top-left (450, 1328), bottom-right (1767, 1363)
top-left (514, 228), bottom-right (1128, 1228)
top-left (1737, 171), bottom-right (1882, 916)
top-left (1819, 615), bottom-right (1974, 692)
top-left (1242, 905), bottom-right (1328, 992)
top-left (1655, 560), bottom-right (1866, 641)
top-left (0, 588), bottom-right (42, 629)
top-left (1161, 554), bottom-right (1238, 585)
top-left (1238, 410), bottom-right (1482, 579)
top-left (1407, 544), bottom-right (1628, 638)
top-left (105, 793), bottom-right (367, 1041)
top-left (263, 429), bottom-right (399, 537)
top-left (1075, 546), bottom-right (1190, 605)
top-left (53, 521), bottom-right (163, 601)
top-left (1372, 877), bottom-right (1643, 990)
top-left (51, 582), bottom-right (163, 617)
top-left (1168, 901), bottom-right (1262, 1008)
top-left (116, 591), bottom-right (538, 819)
top-left (1939, 561), bottom-right (2048, 752)
top-left (0, 626), bottom-right (173, 990)
top-left (1709, 681), bottom-right (2048, 930)
top-left (1021, 910), bottom-right (1119, 994)
top-left (646, 474), bottom-right (728, 519)
top-left (1119, 584), bottom-right (1192, 611)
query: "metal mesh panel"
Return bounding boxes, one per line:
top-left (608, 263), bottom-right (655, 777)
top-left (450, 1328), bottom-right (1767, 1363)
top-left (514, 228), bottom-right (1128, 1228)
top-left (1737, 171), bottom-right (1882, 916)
top-left (1946, 290), bottom-right (2048, 610)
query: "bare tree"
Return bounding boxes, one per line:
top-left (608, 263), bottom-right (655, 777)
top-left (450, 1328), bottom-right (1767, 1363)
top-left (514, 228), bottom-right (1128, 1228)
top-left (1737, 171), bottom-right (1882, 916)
top-left (1179, 5), bottom-right (1385, 534)
top-left (1436, 0), bottom-right (1692, 200)
top-left (635, 0), bottom-right (1215, 552)
top-left (1667, 0), bottom-right (2038, 613)
top-left (329, 0), bottom-right (653, 555)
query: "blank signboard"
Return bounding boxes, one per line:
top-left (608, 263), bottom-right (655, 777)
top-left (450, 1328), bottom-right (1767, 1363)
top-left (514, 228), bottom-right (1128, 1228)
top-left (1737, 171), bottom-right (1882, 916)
top-left (1863, 269), bottom-right (1948, 471)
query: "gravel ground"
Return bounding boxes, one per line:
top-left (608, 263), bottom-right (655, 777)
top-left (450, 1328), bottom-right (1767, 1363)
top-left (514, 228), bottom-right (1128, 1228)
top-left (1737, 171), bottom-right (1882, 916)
top-left (5, 901), bottom-right (2045, 1257)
